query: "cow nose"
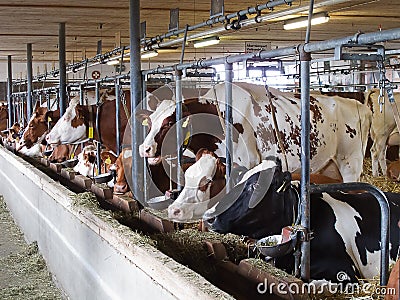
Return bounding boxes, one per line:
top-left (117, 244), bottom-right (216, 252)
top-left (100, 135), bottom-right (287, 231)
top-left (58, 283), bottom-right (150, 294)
top-left (145, 146), bottom-right (151, 153)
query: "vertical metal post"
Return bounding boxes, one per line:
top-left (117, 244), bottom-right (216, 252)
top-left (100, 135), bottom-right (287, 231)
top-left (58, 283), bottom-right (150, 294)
top-left (175, 69), bottom-right (183, 190)
top-left (59, 22), bottom-right (67, 116)
top-left (224, 62), bottom-right (233, 192)
top-left (7, 55), bottom-right (13, 127)
top-left (130, 0), bottom-right (143, 201)
top-left (300, 45), bottom-right (312, 282)
top-left (142, 74), bottom-right (149, 201)
top-left (95, 82), bottom-right (102, 174)
top-left (79, 84), bottom-right (84, 151)
top-left (115, 78), bottom-right (121, 156)
top-left (79, 84), bottom-right (84, 105)
top-left (26, 43), bottom-right (33, 121)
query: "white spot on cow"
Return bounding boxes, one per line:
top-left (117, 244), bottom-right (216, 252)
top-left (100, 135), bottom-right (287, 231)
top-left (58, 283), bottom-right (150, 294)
top-left (321, 193), bottom-right (382, 279)
top-left (139, 100), bottom-right (176, 159)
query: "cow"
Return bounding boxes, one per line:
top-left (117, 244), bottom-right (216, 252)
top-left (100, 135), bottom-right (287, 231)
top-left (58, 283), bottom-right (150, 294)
top-left (5, 122), bottom-right (21, 144)
top-left (45, 92), bottom-right (129, 153)
top-left (203, 157), bottom-right (400, 284)
top-left (20, 107), bottom-right (60, 150)
top-left (139, 82), bottom-right (372, 183)
top-left (44, 87), bottom-right (204, 154)
top-left (168, 149), bottom-right (342, 221)
top-left (366, 89), bottom-right (400, 176)
top-left (73, 144), bottom-right (98, 177)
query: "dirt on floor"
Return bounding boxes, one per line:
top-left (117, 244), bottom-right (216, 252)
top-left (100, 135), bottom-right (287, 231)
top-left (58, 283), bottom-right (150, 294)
top-left (0, 196), bottom-right (65, 299)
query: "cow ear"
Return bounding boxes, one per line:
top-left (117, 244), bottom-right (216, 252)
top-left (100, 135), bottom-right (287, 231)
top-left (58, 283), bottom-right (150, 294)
top-left (135, 109), bottom-right (152, 126)
top-left (198, 176), bottom-right (212, 192)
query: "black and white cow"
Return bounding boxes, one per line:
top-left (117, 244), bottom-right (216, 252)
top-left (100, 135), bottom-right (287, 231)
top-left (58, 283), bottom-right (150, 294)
top-left (205, 157), bottom-right (400, 283)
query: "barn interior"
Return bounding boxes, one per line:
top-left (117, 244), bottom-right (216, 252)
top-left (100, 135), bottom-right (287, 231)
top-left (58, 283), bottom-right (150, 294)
top-left (0, 1), bottom-right (399, 299)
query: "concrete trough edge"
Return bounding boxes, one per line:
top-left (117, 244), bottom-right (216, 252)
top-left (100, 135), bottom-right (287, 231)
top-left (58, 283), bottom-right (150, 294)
top-left (0, 146), bottom-right (233, 300)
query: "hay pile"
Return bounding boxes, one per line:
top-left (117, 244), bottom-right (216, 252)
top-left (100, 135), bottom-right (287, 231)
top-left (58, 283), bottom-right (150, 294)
top-left (0, 196), bottom-right (63, 299)
top-left (360, 158), bottom-right (400, 192)
top-left (151, 229), bottom-right (248, 278)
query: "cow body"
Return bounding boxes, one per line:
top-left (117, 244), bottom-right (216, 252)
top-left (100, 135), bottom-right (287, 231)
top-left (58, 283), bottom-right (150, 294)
top-left (46, 93), bottom-right (129, 153)
top-left (140, 82), bottom-right (371, 183)
top-left (367, 89), bottom-right (400, 176)
top-left (208, 158), bottom-right (400, 283)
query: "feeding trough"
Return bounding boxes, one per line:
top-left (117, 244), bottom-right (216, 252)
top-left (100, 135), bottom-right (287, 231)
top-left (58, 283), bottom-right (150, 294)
top-left (61, 158), bottom-right (79, 168)
top-left (92, 172), bottom-right (113, 184)
top-left (147, 196), bottom-right (174, 210)
top-left (256, 234), bottom-right (297, 258)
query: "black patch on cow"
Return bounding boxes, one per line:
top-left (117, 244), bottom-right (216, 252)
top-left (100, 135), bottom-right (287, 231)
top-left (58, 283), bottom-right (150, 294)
top-left (326, 192), bottom-right (400, 265)
top-left (345, 124), bottom-right (357, 139)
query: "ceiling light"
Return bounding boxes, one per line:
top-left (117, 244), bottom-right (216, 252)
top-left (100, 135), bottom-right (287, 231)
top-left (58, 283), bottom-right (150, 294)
top-left (141, 50), bottom-right (158, 59)
top-left (283, 12), bottom-right (329, 30)
top-left (193, 36), bottom-right (220, 48)
top-left (106, 60), bottom-right (120, 66)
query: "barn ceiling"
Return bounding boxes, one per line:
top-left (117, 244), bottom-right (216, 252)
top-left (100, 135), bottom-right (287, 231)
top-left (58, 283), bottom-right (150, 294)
top-left (0, 0), bottom-right (399, 66)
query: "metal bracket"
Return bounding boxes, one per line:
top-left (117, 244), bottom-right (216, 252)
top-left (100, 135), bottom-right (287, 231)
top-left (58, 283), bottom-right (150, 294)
top-left (334, 44), bottom-right (385, 61)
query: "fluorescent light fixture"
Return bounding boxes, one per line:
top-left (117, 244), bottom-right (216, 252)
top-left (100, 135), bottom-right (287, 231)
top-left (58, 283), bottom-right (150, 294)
top-left (106, 59), bottom-right (120, 66)
top-left (141, 50), bottom-right (158, 59)
top-left (193, 36), bottom-right (220, 48)
top-left (283, 12), bottom-right (329, 30)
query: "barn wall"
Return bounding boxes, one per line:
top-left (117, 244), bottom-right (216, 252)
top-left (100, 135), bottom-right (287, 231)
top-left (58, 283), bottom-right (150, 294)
top-left (0, 146), bottom-right (229, 300)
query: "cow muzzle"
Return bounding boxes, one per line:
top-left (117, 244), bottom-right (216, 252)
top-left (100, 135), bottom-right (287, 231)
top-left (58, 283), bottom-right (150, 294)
top-left (139, 143), bottom-right (157, 158)
top-left (114, 183), bottom-right (129, 194)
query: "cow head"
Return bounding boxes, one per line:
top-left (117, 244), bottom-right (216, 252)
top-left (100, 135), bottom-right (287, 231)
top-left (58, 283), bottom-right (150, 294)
top-left (6, 122), bottom-right (21, 143)
top-left (167, 148), bottom-right (226, 221)
top-left (138, 100), bottom-right (190, 165)
top-left (23, 107), bottom-right (59, 148)
top-left (113, 149), bottom-right (131, 194)
top-left (73, 144), bottom-right (97, 177)
top-left (46, 98), bottom-right (87, 145)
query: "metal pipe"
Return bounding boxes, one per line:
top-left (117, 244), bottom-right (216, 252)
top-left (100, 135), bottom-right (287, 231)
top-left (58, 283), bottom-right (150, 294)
top-left (59, 22), bottom-right (67, 116)
top-left (298, 0), bottom-right (314, 283)
top-left (79, 83), bottom-right (84, 105)
top-left (142, 74), bottom-right (148, 202)
top-left (148, 0), bottom-right (293, 48)
top-left (130, 0), bottom-right (143, 201)
top-left (26, 43), bottom-right (33, 121)
top-left (175, 69), bottom-right (183, 191)
top-left (152, 0), bottom-right (347, 50)
top-left (309, 182), bottom-right (390, 285)
top-left (115, 78), bottom-right (121, 156)
top-left (299, 45), bottom-right (312, 282)
top-left (224, 62), bottom-right (233, 192)
top-left (7, 55), bottom-right (13, 127)
top-left (143, 27), bottom-right (400, 75)
top-left (95, 82), bottom-right (102, 175)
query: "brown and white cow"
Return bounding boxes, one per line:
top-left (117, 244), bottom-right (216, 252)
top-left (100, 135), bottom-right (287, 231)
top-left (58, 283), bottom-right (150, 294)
top-left (366, 89), bottom-right (400, 176)
top-left (139, 82), bottom-right (372, 183)
top-left (45, 92), bottom-right (129, 153)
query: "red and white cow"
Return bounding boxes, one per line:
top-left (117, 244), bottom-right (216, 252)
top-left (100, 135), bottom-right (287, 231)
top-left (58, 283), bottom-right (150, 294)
top-left (366, 89), bottom-right (400, 176)
top-left (139, 82), bottom-right (372, 183)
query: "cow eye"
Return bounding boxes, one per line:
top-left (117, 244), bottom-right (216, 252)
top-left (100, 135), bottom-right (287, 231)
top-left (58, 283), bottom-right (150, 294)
top-left (168, 121), bottom-right (174, 127)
